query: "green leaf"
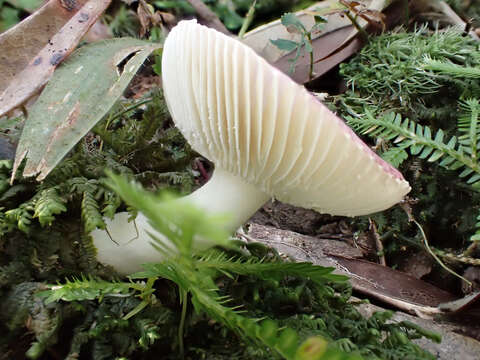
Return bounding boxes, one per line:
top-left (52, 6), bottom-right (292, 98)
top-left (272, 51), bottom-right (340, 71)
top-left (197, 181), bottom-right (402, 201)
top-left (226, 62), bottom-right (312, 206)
top-left (270, 38), bottom-right (299, 52)
top-left (0, 7), bottom-right (20, 32)
top-left (381, 147), bottom-right (408, 167)
top-left (34, 188), bottom-right (67, 227)
top-left (281, 12), bottom-right (306, 33)
top-left (295, 337), bottom-right (328, 360)
top-left (12, 38), bottom-right (161, 182)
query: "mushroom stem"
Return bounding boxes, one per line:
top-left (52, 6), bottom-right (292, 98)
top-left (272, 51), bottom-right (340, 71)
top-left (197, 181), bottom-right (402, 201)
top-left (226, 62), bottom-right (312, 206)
top-left (91, 167), bottom-right (270, 274)
top-left (185, 167), bottom-right (271, 232)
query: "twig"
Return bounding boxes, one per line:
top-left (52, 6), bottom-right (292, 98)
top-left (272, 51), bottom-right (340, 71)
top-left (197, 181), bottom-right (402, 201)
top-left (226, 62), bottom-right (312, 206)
top-left (238, 0), bottom-right (256, 38)
top-left (369, 218), bottom-right (386, 266)
top-left (186, 0), bottom-right (231, 35)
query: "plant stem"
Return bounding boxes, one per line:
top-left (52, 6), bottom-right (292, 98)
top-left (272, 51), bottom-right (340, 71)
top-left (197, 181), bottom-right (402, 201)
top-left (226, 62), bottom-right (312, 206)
top-left (178, 289), bottom-right (187, 357)
top-left (238, 0), bottom-right (256, 39)
top-left (411, 218), bottom-right (472, 286)
top-left (106, 98), bottom-right (153, 129)
top-left (344, 11), bottom-right (369, 43)
top-left (307, 33), bottom-right (314, 80)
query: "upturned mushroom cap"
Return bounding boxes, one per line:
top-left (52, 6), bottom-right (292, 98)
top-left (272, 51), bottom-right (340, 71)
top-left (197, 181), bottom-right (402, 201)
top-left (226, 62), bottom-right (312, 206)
top-left (162, 20), bottom-right (410, 216)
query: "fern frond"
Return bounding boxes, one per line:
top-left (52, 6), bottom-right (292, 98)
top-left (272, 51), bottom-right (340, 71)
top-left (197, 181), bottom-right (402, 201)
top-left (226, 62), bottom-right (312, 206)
top-left (380, 147), bottom-right (409, 168)
top-left (458, 99), bottom-right (480, 162)
top-left (81, 190), bottom-right (105, 233)
top-left (34, 188), bottom-right (67, 227)
top-left (40, 276), bottom-right (133, 303)
top-left (423, 57), bottom-right (480, 79)
top-left (101, 190), bottom-right (122, 219)
top-left (470, 212), bottom-right (480, 242)
top-left (137, 261), bottom-right (355, 360)
top-left (5, 202), bottom-right (34, 233)
top-left (197, 251), bottom-right (348, 284)
top-left (347, 111), bottom-right (480, 186)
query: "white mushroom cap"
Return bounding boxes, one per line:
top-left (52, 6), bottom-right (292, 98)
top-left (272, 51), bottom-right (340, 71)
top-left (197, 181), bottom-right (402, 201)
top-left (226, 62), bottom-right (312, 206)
top-left (162, 20), bottom-right (410, 217)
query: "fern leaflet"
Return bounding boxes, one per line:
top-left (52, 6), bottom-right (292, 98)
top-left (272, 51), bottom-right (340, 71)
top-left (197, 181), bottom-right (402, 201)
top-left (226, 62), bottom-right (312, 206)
top-left (197, 250), bottom-right (348, 283)
top-left (423, 57), bottom-right (480, 79)
top-left (347, 110), bottom-right (480, 186)
top-left (34, 188), bottom-right (67, 227)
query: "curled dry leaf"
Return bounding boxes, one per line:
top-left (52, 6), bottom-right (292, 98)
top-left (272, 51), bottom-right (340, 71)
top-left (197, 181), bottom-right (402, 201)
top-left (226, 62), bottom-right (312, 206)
top-left (12, 38), bottom-right (161, 182)
top-left (0, 0), bottom-right (112, 117)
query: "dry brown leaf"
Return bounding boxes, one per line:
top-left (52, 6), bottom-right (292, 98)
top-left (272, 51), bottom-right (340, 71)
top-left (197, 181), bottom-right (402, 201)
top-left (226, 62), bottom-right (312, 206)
top-left (137, 0), bottom-right (169, 37)
top-left (274, 26), bottom-right (363, 84)
top-left (0, 0), bottom-right (112, 117)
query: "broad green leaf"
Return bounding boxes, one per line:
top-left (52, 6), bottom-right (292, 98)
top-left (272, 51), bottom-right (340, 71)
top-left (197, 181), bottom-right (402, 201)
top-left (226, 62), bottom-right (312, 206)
top-left (12, 38), bottom-right (161, 181)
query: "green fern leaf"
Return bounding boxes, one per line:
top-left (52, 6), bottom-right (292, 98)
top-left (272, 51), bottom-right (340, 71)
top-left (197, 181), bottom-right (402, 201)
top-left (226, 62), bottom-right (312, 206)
top-left (40, 276), bottom-right (133, 303)
top-left (347, 110), bottom-right (480, 186)
top-left (423, 57), bottom-right (480, 78)
top-left (196, 251), bottom-right (348, 284)
top-left (5, 203), bottom-right (34, 233)
top-left (458, 99), bottom-right (480, 162)
top-left (381, 147), bottom-right (409, 167)
top-left (81, 190), bottom-right (105, 233)
top-left (470, 213), bottom-right (480, 242)
top-left (34, 188), bottom-right (67, 227)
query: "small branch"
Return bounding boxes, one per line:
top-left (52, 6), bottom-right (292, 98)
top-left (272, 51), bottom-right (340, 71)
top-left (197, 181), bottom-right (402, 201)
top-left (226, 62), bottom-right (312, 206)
top-left (186, 0), bottom-right (231, 35)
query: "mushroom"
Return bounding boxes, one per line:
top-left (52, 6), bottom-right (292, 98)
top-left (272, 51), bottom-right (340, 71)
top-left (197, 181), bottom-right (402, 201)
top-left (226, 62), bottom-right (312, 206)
top-left (91, 20), bottom-right (410, 274)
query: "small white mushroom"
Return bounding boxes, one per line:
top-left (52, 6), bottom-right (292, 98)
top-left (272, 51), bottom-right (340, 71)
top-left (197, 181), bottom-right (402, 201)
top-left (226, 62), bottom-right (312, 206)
top-left (91, 20), bottom-right (410, 274)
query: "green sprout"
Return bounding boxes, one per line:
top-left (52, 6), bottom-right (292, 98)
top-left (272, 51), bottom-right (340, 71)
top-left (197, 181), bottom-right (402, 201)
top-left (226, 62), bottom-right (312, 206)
top-left (270, 13), bottom-right (326, 80)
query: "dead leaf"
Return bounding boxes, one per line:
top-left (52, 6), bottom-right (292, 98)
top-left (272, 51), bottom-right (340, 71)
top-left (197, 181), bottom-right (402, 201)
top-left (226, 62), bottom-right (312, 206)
top-left (242, 1), bottom-right (367, 83)
top-left (274, 26), bottom-right (363, 84)
top-left (0, 0), bottom-right (112, 117)
top-left (242, 0), bottom-right (395, 84)
top-left (12, 38), bottom-right (161, 181)
top-left (330, 255), bottom-right (456, 306)
top-left (137, 0), bottom-right (155, 37)
top-left (137, 0), bottom-right (169, 37)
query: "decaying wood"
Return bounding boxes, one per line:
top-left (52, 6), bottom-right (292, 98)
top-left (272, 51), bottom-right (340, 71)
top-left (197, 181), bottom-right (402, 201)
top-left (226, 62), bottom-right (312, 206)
top-left (244, 222), bottom-right (480, 358)
top-left (244, 223), bottom-right (480, 318)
